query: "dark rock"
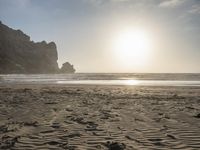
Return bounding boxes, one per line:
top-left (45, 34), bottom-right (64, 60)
top-left (166, 134), bottom-right (177, 139)
top-left (85, 122), bottom-right (103, 131)
top-left (23, 121), bottom-right (39, 127)
top-left (67, 132), bottom-right (82, 138)
top-left (46, 141), bottom-right (61, 145)
top-left (51, 122), bottom-right (60, 128)
top-left (60, 62), bottom-right (75, 73)
top-left (0, 124), bottom-right (8, 133)
top-left (105, 141), bottom-right (126, 150)
top-left (0, 21), bottom-right (75, 74)
top-left (194, 113), bottom-right (200, 118)
top-left (0, 136), bottom-right (20, 149)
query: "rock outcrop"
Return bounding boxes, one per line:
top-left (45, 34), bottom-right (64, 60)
top-left (0, 21), bottom-right (75, 74)
top-left (60, 62), bottom-right (76, 73)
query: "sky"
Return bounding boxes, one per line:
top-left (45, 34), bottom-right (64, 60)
top-left (0, 0), bottom-right (200, 73)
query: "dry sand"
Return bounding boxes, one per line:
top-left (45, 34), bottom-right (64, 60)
top-left (0, 84), bottom-right (200, 150)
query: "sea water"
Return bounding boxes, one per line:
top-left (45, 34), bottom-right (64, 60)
top-left (1, 73), bottom-right (200, 86)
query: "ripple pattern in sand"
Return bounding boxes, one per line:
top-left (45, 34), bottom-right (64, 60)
top-left (0, 86), bottom-right (200, 149)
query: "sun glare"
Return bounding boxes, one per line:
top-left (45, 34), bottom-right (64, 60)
top-left (113, 28), bottom-right (153, 68)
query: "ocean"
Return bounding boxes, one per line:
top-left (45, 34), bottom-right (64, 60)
top-left (1, 73), bottom-right (200, 86)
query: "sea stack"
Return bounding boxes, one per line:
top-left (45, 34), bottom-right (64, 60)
top-left (60, 62), bottom-right (76, 73)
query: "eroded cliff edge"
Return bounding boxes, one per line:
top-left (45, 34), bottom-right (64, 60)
top-left (0, 21), bottom-right (75, 74)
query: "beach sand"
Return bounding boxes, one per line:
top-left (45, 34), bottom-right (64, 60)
top-left (0, 84), bottom-right (200, 149)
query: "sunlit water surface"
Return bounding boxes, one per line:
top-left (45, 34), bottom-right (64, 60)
top-left (1, 73), bottom-right (200, 86)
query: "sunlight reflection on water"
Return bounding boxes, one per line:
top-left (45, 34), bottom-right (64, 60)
top-left (1, 74), bottom-right (200, 86)
top-left (124, 79), bottom-right (140, 85)
top-left (56, 80), bottom-right (200, 86)
top-left (57, 80), bottom-right (141, 85)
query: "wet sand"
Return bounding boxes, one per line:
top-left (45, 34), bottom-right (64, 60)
top-left (0, 84), bottom-right (200, 149)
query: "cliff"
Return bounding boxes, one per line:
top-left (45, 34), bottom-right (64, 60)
top-left (0, 21), bottom-right (75, 74)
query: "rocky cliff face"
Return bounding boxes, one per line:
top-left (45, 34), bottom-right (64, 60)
top-left (0, 21), bottom-right (75, 74)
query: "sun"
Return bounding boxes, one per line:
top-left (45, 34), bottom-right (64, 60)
top-left (112, 28), bottom-right (152, 68)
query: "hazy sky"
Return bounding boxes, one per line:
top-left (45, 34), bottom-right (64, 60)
top-left (0, 0), bottom-right (200, 73)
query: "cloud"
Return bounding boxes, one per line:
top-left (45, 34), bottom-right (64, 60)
top-left (1, 0), bottom-right (31, 8)
top-left (159, 0), bottom-right (185, 8)
top-left (10, 0), bottom-right (30, 8)
top-left (188, 4), bottom-right (200, 14)
top-left (18, 0), bottom-right (30, 6)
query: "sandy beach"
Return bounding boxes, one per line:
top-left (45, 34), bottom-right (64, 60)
top-left (0, 84), bottom-right (200, 150)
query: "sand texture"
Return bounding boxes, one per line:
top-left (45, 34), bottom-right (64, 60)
top-left (0, 85), bottom-right (200, 150)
